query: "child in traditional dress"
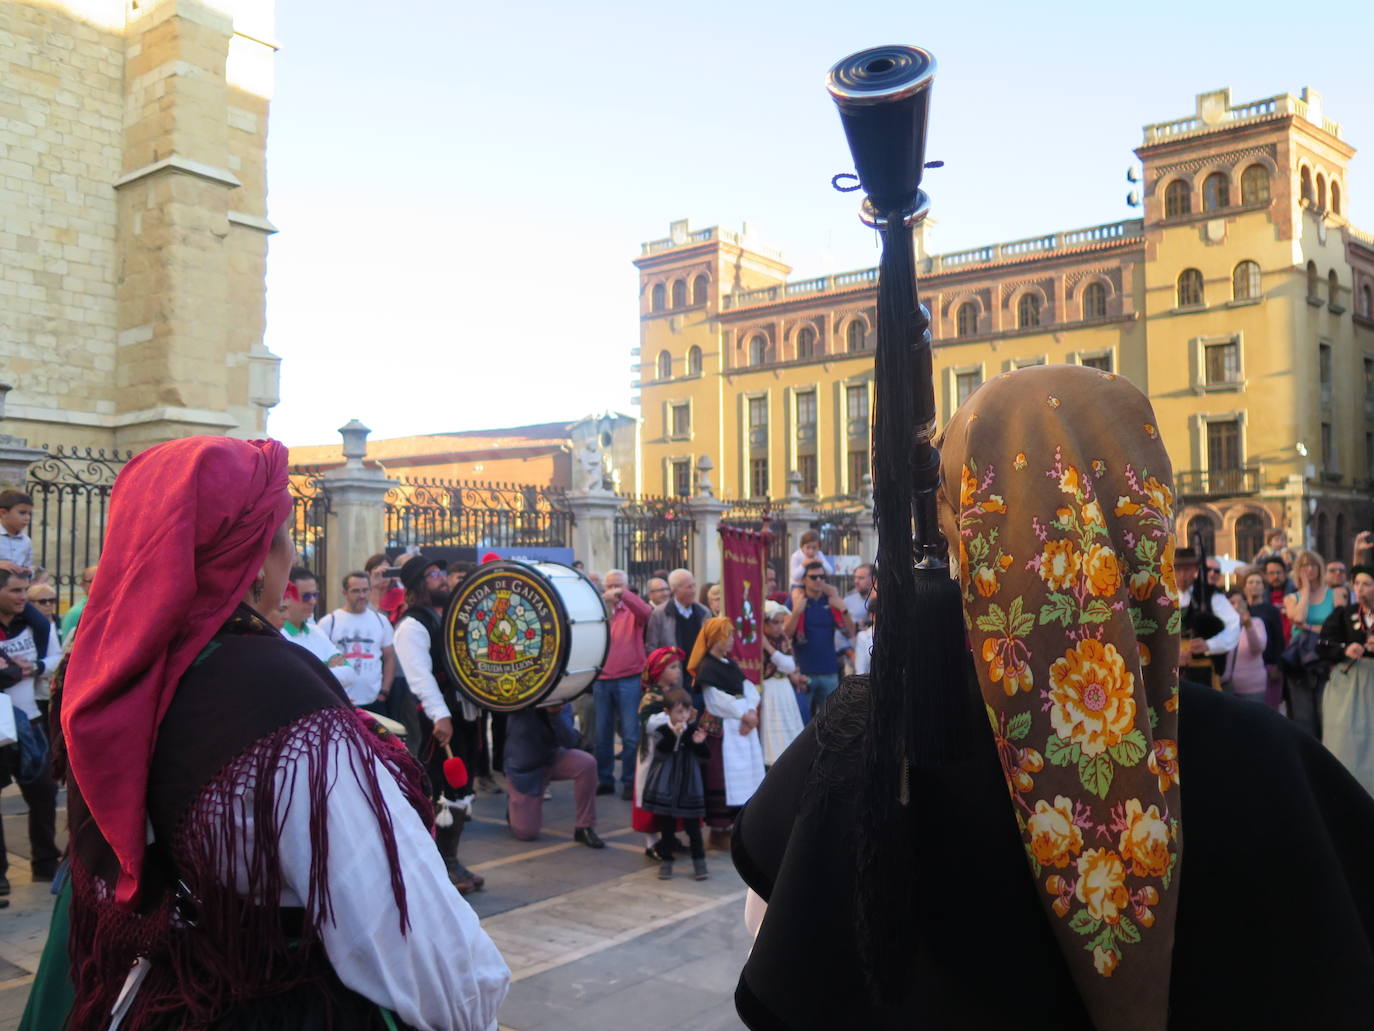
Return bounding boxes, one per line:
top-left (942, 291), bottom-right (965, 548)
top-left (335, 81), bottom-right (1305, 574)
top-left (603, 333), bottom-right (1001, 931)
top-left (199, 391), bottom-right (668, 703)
top-left (759, 601), bottom-right (805, 766)
top-left (642, 687), bottom-right (710, 880)
top-left (632, 647), bottom-right (686, 860)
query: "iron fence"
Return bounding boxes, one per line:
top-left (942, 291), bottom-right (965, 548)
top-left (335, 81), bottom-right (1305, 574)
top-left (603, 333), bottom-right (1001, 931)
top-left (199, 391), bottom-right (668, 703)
top-left (812, 507), bottom-right (868, 597)
top-left (613, 496), bottom-right (693, 592)
top-left (26, 446), bottom-right (132, 611)
top-left (288, 468), bottom-right (331, 617)
top-left (385, 479), bottom-right (573, 552)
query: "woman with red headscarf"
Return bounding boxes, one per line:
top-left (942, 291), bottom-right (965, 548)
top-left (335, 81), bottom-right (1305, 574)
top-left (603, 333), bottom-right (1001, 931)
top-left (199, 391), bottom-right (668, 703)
top-left (50, 437), bottom-right (508, 1031)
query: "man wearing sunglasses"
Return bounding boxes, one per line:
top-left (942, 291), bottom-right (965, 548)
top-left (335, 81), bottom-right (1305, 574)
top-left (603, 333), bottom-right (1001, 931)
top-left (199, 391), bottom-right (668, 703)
top-left (279, 566), bottom-right (358, 695)
top-left (784, 560), bottom-right (855, 720)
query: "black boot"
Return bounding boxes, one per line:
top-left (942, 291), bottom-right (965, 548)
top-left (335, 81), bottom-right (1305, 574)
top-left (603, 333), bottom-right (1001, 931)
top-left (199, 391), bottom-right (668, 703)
top-left (434, 822), bottom-right (478, 893)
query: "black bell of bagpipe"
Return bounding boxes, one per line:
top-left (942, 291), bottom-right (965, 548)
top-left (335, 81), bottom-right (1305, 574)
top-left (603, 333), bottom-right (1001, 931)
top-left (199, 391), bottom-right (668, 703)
top-left (826, 45), bottom-right (936, 220)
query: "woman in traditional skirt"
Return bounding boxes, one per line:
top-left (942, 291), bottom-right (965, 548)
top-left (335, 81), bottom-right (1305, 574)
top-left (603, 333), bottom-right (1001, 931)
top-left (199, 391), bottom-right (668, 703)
top-left (631, 646), bottom-right (685, 859)
top-left (690, 617), bottom-right (765, 849)
top-left (1317, 565), bottom-right (1374, 795)
top-left (758, 602), bottom-right (804, 766)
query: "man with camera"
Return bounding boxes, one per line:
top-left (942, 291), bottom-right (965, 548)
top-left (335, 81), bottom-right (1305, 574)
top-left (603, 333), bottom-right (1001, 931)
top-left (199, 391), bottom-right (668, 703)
top-left (784, 560), bottom-right (855, 720)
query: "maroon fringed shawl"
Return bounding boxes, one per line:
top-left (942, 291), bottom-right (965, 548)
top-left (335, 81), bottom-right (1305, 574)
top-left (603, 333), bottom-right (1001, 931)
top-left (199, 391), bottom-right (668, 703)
top-left (63, 606), bottom-right (431, 1030)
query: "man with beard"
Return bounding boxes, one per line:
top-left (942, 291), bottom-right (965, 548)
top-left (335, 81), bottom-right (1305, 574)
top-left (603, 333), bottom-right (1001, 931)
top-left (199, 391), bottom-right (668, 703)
top-left (393, 553), bottom-right (484, 895)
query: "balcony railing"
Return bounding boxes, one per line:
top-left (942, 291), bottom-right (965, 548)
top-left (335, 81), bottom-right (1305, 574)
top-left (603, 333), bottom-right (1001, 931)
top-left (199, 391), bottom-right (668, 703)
top-left (1142, 92), bottom-right (1342, 145)
top-left (1176, 466), bottom-right (1261, 497)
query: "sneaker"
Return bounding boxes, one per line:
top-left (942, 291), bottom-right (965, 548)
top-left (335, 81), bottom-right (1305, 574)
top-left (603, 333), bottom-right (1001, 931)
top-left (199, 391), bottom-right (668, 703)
top-left (477, 776), bottom-right (503, 795)
top-left (693, 858), bottom-right (709, 881)
top-left (456, 865), bottom-right (486, 890)
top-left (658, 861), bottom-right (673, 880)
top-left (574, 826), bottom-right (605, 849)
top-left (31, 865), bottom-right (56, 883)
top-left (595, 784), bottom-right (615, 797)
top-left (0, 875), bottom-right (9, 896)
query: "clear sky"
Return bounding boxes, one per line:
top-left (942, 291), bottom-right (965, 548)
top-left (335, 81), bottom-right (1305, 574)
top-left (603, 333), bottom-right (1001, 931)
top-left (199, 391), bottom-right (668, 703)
top-left (263, 0), bottom-right (1374, 447)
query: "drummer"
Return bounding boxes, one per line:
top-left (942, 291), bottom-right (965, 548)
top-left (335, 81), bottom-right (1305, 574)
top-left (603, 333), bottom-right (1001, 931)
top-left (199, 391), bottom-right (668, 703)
top-left (504, 703), bottom-right (605, 849)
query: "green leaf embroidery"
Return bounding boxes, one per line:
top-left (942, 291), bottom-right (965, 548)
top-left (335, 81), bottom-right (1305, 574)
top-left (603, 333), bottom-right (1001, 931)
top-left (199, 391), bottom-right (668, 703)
top-left (1007, 711), bottom-right (1032, 741)
top-left (1039, 592), bottom-right (1076, 627)
top-left (1086, 927), bottom-right (1115, 955)
top-left (1025, 847), bottom-right (1042, 879)
top-left (1128, 607), bottom-right (1158, 636)
top-left (1068, 910), bottom-right (1101, 935)
top-left (1114, 916), bottom-right (1141, 945)
top-left (968, 534), bottom-right (991, 563)
top-left (1080, 599), bottom-right (1113, 624)
top-left (975, 602), bottom-right (1007, 634)
top-left (1161, 850), bottom-right (1177, 891)
top-left (1045, 734), bottom-right (1082, 767)
top-left (1134, 538), bottom-right (1159, 562)
top-left (1078, 752), bottom-right (1114, 799)
top-left (1107, 728), bottom-right (1148, 767)
top-left (1148, 705), bottom-right (1159, 729)
top-left (1166, 608), bottom-right (1182, 635)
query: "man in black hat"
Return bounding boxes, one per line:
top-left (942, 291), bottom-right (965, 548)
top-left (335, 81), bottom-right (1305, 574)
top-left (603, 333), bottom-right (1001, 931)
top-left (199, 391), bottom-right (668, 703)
top-left (393, 553), bottom-right (485, 894)
top-left (1173, 546), bottom-right (1240, 688)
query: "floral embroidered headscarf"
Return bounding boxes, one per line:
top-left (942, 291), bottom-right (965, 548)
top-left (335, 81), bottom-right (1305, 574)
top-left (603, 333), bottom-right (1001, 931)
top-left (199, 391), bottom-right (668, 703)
top-left (938, 365), bottom-right (1181, 1031)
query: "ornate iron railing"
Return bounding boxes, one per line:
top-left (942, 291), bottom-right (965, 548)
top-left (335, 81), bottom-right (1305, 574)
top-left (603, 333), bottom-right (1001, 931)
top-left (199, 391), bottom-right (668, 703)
top-left (384, 478), bottom-right (573, 552)
top-left (287, 467), bottom-right (331, 615)
top-left (613, 496), bottom-right (693, 591)
top-left (26, 446), bottom-right (132, 611)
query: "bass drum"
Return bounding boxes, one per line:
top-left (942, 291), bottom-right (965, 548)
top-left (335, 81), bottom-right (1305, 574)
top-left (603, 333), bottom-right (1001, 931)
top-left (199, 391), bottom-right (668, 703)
top-left (442, 560), bottom-right (610, 712)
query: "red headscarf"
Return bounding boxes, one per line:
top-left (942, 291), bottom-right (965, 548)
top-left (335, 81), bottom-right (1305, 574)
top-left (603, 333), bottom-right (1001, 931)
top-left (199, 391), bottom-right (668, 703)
top-left (642, 646), bottom-right (685, 687)
top-left (61, 436), bottom-right (292, 906)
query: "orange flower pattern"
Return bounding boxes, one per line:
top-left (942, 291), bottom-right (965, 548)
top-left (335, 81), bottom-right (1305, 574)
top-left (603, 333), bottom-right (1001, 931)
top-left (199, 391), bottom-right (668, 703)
top-left (941, 367), bottom-right (1181, 1005)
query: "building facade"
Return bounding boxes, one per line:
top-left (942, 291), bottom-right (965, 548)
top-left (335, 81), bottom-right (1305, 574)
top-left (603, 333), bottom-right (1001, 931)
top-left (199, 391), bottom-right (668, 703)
top-left (635, 88), bottom-right (1374, 563)
top-left (1, 0), bottom-right (280, 452)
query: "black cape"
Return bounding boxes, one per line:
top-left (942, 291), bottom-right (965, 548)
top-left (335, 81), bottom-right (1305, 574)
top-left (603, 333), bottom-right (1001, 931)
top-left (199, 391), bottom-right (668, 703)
top-left (732, 679), bottom-right (1374, 1029)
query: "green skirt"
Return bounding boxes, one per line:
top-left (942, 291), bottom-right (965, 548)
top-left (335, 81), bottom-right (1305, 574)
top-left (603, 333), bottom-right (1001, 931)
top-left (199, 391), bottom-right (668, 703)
top-left (18, 872), bottom-right (74, 1031)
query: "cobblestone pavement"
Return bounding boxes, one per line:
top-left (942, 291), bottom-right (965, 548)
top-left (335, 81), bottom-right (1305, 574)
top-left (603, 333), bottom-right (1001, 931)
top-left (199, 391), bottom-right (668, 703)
top-left (1, 776), bottom-right (752, 1031)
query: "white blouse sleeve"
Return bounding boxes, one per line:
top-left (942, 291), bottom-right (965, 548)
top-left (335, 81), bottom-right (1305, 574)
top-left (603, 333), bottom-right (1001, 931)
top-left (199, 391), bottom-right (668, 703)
top-left (393, 618), bottom-right (451, 722)
top-left (767, 651), bottom-right (796, 676)
top-left (274, 737), bottom-right (510, 1030)
top-left (704, 684), bottom-right (754, 720)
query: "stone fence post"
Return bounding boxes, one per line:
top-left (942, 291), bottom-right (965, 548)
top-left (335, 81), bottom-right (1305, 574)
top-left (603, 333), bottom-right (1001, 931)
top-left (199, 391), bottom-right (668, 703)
top-left (0, 384), bottom-right (46, 491)
top-left (857, 473), bottom-right (878, 563)
top-left (690, 455), bottom-right (728, 586)
top-left (781, 470), bottom-right (816, 572)
top-left (566, 490), bottom-right (621, 575)
top-left (321, 420), bottom-right (395, 599)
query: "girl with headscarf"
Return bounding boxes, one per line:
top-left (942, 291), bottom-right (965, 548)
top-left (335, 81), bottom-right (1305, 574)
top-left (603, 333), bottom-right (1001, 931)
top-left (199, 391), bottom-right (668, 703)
top-left (731, 366), bottom-right (1374, 1030)
top-left (759, 600), bottom-right (804, 765)
top-left (690, 617), bottom-right (765, 834)
top-left (632, 646), bottom-right (686, 859)
top-left (47, 437), bottom-right (509, 1031)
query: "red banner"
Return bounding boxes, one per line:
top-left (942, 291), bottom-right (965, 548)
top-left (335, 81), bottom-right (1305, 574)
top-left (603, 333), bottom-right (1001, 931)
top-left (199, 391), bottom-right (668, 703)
top-left (720, 525), bottom-right (770, 684)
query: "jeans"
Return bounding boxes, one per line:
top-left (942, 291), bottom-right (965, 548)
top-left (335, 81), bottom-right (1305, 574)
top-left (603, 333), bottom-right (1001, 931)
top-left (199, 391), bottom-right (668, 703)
top-left (594, 675), bottom-right (642, 788)
top-left (0, 718), bottom-right (60, 877)
top-left (805, 673), bottom-right (840, 719)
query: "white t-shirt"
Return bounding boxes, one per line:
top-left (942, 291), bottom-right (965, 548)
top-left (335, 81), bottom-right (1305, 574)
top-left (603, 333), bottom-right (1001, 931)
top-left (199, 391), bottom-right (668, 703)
top-left (282, 621), bottom-right (359, 698)
top-left (318, 607), bottom-right (395, 706)
top-left (1, 619), bottom-right (61, 719)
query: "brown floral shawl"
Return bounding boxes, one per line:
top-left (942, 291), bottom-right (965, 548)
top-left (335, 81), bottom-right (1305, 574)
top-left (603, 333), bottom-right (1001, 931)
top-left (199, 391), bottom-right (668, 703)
top-left (938, 365), bottom-right (1181, 1031)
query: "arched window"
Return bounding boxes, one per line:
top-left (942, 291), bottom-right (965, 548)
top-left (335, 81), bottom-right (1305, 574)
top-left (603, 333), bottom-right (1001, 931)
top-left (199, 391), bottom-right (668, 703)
top-left (1164, 179), bottom-right (1191, 217)
top-left (956, 302), bottom-right (978, 337)
top-left (651, 283), bottom-right (666, 312)
top-left (1082, 282), bottom-right (1107, 319)
top-left (1177, 268), bottom-right (1204, 307)
top-left (1017, 293), bottom-right (1041, 329)
top-left (1186, 514), bottom-right (1216, 555)
top-left (796, 327), bottom-right (816, 359)
top-left (1316, 174), bottom-right (1327, 211)
top-left (1329, 270), bottom-right (1340, 306)
top-left (1300, 166), bottom-right (1314, 205)
top-left (1316, 512), bottom-right (1329, 559)
top-left (1232, 260), bottom-right (1261, 301)
top-left (846, 321), bottom-right (866, 352)
top-left (1203, 172), bottom-right (1230, 211)
top-left (1331, 181), bottom-right (1342, 216)
top-left (671, 279), bottom-right (687, 308)
top-left (687, 345), bottom-right (702, 376)
top-left (692, 274), bottom-right (709, 305)
top-left (656, 350), bottom-right (672, 380)
top-left (1235, 513), bottom-right (1266, 562)
top-left (1240, 164), bottom-right (1270, 205)
top-left (749, 334), bottom-right (768, 365)
top-left (1362, 284), bottom-right (1373, 317)
top-left (1307, 261), bottom-right (1319, 299)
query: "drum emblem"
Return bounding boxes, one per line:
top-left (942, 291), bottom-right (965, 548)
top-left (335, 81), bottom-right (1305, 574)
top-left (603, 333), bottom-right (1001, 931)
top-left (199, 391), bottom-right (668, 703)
top-left (444, 566), bottom-right (566, 710)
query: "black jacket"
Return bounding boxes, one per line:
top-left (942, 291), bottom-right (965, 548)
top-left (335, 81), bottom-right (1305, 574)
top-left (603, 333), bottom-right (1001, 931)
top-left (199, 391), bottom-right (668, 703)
top-left (1317, 603), bottom-right (1372, 662)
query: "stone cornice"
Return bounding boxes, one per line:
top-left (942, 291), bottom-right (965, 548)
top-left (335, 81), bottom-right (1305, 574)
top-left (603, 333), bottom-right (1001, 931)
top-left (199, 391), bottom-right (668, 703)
top-left (228, 210), bottom-right (279, 234)
top-left (113, 155), bottom-right (242, 191)
top-left (5, 403), bottom-right (238, 430)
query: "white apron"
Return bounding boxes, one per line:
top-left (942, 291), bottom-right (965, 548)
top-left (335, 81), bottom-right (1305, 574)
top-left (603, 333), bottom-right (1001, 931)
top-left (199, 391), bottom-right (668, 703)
top-left (705, 681), bottom-right (766, 806)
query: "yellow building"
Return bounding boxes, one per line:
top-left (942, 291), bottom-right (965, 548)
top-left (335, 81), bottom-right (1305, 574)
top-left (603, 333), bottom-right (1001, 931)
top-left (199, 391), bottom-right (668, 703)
top-left (1, 0), bottom-right (280, 451)
top-left (635, 87), bottom-right (1374, 563)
